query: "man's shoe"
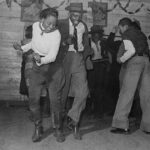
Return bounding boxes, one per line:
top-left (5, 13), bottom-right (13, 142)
top-left (66, 116), bottom-right (82, 140)
top-left (66, 116), bottom-right (74, 130)
top-left (52, 112), bottom-right (65, 143)
top-left (55, 129), bottom-right (65, 143)
top-left (143, 131), bottom-right (150, 135)
top-left (73, 124), bottom-right (82, 140)
top-left (53, 128), bottom-right (65, 142)
top-left (32, 125), bottom-right (43, 142)
top-left (110, 128), bottom-right (130, 135)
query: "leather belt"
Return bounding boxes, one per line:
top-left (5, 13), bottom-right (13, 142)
top-left (92, 58), bottom-right (109, 63)
top-left (40, 55), bottom-right (44, 58)
top-left (136, 53), bottom-right (148, 57)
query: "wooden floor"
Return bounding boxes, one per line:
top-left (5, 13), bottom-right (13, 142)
top-left (0, 104), bottom-right (150, 150)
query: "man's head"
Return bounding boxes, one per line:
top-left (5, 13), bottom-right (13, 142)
top-left (132, 20), bottom-right (141, 31)
top-left (92, 33), bottom-right (101, 43)
top-left (118, 17), bottom-right (132, 35)
top-left (65, 3), bottom-right (87, 26)
top-left (39, 8), bottom-right (58, 31)
top-left (89, 25), bottom-right (104, 42)
top-left (70, 12), bottom-right (82, 26)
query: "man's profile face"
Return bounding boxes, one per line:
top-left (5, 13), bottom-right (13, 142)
top-left (70, 12), bottom-right (82, 26)
top-left (119, 25), bottom-right (128, 35)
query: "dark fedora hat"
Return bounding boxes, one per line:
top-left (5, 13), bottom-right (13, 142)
top-left (65, 3), bottom-right (87, 13)
top-left (89, 25), bottom-right (104, 35)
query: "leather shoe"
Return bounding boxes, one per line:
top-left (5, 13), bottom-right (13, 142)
top-left (66, 117), bottom-right (82, 140)
top-left (53, 128), bottom-right (65, 143)
top-left (73, 124), bottom-right (82, 140)
top-left (143, 131), bottom-right (150, 135)
top-left (32, 126), bottom-right (43, 142)
top-left (110, 128), bottom-right (130, 134)
top-left (66, 116), bottom-right (75, 130)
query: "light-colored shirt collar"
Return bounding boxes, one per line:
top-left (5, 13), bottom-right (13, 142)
top-left (69, 19), bottom-right (73, 27)
top-left (68, 19), bottom-right (85, 52)
top-left (92, 40), bottom-right (101, 45)
top-left (69, 19), bottom-right (81, 28)
top-left (40, 22), bottom-right (45, 30)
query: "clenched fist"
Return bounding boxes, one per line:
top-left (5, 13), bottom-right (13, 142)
top-left (13, 42), bottom-right (22, 51)
top-left (117, 57), bottom-right (122, 64)
top-left (33, 53), bottom-right (41, 63)
top-left (66, 35), bottom-right (74, 45)
top-left (112, 26), bottom-right (119, 34)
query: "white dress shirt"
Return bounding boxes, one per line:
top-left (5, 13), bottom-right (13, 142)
top-left (21, 22), bottom-right (61, 66)
top-left (120, 40), bottom-right (136, 63)
top-left (91, 40), bottom-right (102, 60)
top-left (68, 19), bottom-right (85, 52)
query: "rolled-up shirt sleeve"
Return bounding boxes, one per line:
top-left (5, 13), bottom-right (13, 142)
top-left (120, 40), bottom-right (136, 63)
top-left (40, 32), bottom-right (61, 65)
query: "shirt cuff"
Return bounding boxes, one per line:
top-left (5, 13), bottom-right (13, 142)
top-left (36, 61), bottom-right (42, 66)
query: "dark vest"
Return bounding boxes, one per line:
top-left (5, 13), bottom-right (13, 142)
top-left (122, 27), bottom-right (149, 56)
top-left (56, 19), bottom-right (92, 63)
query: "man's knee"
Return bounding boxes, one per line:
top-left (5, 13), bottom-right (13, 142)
top-left (76, 86), bottom-right (89, 100)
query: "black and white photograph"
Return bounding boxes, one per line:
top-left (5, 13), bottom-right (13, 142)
top-left (0, 0), bottom-right (150, 150)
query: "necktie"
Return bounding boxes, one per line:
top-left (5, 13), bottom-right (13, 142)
top-left (73, 27), bottom-right (78, 51)
top-left (96, 42), bottom-right (100, 52)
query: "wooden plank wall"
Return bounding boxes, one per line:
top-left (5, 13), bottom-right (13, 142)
top-left (0, 2), bottom-right (24, 101)
top-left (0, 0), bottom-right (150, 101)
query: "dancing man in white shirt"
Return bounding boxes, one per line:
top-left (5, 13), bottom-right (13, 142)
top-left (13, 8), bottom-right (65, 143)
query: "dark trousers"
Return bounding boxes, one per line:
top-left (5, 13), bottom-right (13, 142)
top-left (106, 62), bottom-right (121, 114)
top-left (62, 52), bottom-right (89, 123)
top-left (87, 61), bottom-right (109, 115)
top-left (28, 62), bottom-right (65, 122)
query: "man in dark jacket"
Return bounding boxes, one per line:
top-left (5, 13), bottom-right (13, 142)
top-left (111, 17), bottom-right (150, 134)
top-left (58, 3), bottom-right (92, 140)
top-left (88, 25), bottom-right (112, 117)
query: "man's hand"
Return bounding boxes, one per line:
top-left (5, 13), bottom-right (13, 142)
top-left (117, 57), bottom-right (122, 64)
top-left (112, 26), bottom-right (119, 34)
top-left (66, 35), bottom-right (74, 45)
top-left (33, 53), bottom-right (41, 63)
top-left (13, 42), bottom-right (22, 51)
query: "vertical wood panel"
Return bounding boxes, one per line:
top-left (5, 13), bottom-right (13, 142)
top-left (0, 1), bottom-right (23, 101)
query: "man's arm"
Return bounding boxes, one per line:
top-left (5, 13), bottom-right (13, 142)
top-left (107, 26), bottom-right (119, 46)
top-left (21, 42), bottom-right (32, 53)
top-left (13, 42), bottom-right (32, 53)
top-left (38, 32), bottom-right (61, 65)
top-left (119, 40), bottom-right (136, 63)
